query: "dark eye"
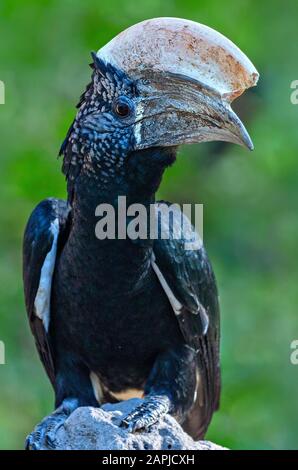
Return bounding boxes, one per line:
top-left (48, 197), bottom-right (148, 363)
top-left (113, 97), bottom-right (132, 118)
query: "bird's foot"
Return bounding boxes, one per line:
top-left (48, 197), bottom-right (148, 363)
top-left (120, 395), bottom-right (171, 432)
top-left (25, 398), bottom-right (79, 450)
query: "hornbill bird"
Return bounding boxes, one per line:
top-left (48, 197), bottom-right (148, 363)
top-left (23, 18), bottom-right (258, 449)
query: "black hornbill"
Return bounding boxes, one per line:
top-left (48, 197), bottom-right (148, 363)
top-left (23, 18), bottom-right (258, 449)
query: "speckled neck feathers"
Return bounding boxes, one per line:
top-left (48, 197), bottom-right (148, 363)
top-left (60, 55), bottom-right (138, 198)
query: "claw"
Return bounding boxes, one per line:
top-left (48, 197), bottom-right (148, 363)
top-left (25, 433), bottom-right (41, 450)
top-left (120, 395), bottom-right (170, 433)
top-left (45, 431), bottom-right (59, 450)
top-left (25, 435), bottom-right (34, 450)
top-left (24, 398), bottom-right (79, 450)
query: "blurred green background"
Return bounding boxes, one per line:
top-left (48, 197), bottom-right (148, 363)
top-left (0, 0), bottom-right (297, 450)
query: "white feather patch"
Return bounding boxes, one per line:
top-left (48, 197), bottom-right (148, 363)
top-left (34, 218), bottom-right (59, 332)
top-left (109, 388), bottom-right (144, 401)
top-left (151, 252), bottom-right (183, 316)
top-left (90, 372), bottom-right (104, 403)
top-left (90, 372), bottom-right (143, 403)
top-left (134, 102), bottom-right (144, 145)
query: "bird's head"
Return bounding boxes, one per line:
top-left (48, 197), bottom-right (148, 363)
top-left (60, 18), bottom-right (259, 192)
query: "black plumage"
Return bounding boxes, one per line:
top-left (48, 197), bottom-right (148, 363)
top-left (23, 54), bottom-right (222, 449)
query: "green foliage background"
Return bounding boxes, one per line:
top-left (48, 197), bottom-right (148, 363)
top-left (0, 0), bottom-right (297, 449)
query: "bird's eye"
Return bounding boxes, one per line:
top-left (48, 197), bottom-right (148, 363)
top-left (113, 97), bottom-right (132, 118)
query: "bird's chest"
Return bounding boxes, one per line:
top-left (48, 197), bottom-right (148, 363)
top-left (51, 235), bottom-right (181, 388)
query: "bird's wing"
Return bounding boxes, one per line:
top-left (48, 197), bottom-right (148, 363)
top-left (153, 201), bottom-right (221, 438)
top-left (23, 198), bottom-right (70, 385)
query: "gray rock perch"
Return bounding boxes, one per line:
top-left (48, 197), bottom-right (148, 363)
top-left (29, 399), bottom-right (226, 450)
